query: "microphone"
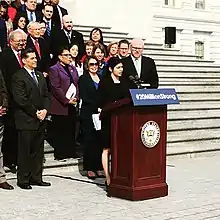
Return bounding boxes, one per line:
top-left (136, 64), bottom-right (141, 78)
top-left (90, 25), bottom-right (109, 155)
top-left (128, 75), bottom-right (143, 89)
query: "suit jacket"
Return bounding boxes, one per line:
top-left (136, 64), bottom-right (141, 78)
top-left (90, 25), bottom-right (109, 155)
top-left (0, 47), bottom-right (22, 96)
top-left (26, 35), bottom-right (51, 73)
top-left (79, 73), bottom-right (100, 119)
top-left (12, 68), bottom-right (49, 130)
top-left (122, 55), bottom-right (159, 88)
top-left (0, 19), bottom-right (7, 51)
top-left (0, 70), bottom-right (8, 108)
top-left (51, 5), bottom-right (68, 30)
top-left (51, 29), bottom-right (85, 62)
top-left (0, 70), bottom-right (8, 125)
top-left (49, 62), bottom-right (79, 116)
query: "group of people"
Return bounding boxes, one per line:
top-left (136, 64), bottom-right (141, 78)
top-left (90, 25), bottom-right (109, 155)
top-left (0, 0), bottom-right (159, 191)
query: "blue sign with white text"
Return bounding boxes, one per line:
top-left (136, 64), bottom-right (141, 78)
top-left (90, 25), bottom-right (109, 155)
top-left (129, 88), bottom-right (179, 106)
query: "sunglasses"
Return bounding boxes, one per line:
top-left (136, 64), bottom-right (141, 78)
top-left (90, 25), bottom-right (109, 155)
top-left (89, 62), bottom-right (98, 66)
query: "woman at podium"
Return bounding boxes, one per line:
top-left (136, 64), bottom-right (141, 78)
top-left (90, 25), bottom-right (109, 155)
top-left (98, 57), bottom-right (130, 187)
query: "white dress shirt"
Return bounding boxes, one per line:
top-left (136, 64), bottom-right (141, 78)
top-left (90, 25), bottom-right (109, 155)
top-left (26, 10), bottom-right (37, 22)
top-left (131, 55), bottom-right (142, 77)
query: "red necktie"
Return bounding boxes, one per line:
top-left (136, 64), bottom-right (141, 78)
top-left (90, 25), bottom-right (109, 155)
top-left (34, 40), bottom-right (41, 58)
top-left (17, 52), bottom-right (23, 68)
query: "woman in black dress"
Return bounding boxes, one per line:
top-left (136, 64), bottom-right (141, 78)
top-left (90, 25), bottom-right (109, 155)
top-left (79, 56), bottom-right (103, 179)
top-left (98, 57), bottom-right (129, 186)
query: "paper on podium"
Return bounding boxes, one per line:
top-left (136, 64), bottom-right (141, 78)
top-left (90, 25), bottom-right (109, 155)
top-left (92, 114), bottom-right (101, 130)
top-left (66, 83), bottom-right (76, 99)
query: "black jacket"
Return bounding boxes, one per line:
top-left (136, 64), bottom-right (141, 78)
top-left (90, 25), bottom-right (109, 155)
top-left (12, 68), bottom-right (50, 130)
top-left (122, 55), bottom-right (159, 89)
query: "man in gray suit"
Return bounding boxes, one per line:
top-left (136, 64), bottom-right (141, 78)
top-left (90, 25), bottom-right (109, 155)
top-left (0, 70), bottom-right (14, 190)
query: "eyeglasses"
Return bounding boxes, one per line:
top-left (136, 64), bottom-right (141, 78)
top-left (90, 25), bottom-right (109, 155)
top-left (62, 54), bottom-right (71, 57)
top-left (119, 48), bottom-right (129, 50)
top-left (131, 46), bottom-right (143, 50)
top-left (89, 63), bottom-right (98, 66)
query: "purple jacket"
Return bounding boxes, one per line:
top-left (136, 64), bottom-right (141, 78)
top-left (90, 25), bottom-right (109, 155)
top-left (49, 62), bottom-right (79, 115)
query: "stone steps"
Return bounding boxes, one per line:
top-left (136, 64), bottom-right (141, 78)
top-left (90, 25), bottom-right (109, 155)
top-left (162, 85), bottom-right (220, 92)
top-left (167, 128), bottom-right (220, 143)
top-left (157, 65), bottom-right (220, 72)
top-left (167, 118), bottom-right (220, 130)
top-left (177, 93), bottom-right (220, 101)
top-left (155, 60), bottom-right (215, 66)
top-left (168, 109), bottom-right (220, 120)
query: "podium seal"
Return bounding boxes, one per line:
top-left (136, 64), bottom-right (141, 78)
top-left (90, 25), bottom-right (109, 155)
top-left (141, 121), bottom-right (160, 148)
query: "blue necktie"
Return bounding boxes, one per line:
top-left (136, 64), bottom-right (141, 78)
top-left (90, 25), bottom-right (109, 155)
top-left (46, 22), bottom-right (51, 36)
top-left (30, 12), bottom-right (34, 22)
top-left (31, 71), bottom-right (38, 85)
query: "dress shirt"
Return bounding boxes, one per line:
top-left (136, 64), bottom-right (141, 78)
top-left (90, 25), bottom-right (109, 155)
top-left (131, 55), bottom-right (142, 77)
top-left (64, 30), bottom-right (72, 43)
top-left (11, 48), bottom-right (23, 67)
top-left (26, 10), bottom-right (36, 22)
top-left (24, 67), bottom-right (38, 84)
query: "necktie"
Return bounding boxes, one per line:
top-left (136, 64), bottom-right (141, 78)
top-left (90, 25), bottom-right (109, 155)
top-left (67, 32), bottom-right (71, 43)
top-left (46, 22), bottom-right (51, 36)
top-left (17, 52), bottom-right (23, 68)
top-left (34, 40), bottom-right (41, 58)
top-left (30, 12), bottom-right (34, 22)
top-left (31, 71), bottom-right (38, 85)
top-left (135, 59), bottom-right (140, 77)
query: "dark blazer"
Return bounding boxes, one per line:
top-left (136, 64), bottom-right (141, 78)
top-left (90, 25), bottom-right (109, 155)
top-left (0, 70), bottom-right (8, 108)
top-left (122, 55), bottom-right (159, 88)
top-left (0, 47), bottom-right (22, 96)
top-left (0, 19), bottom-right (7, 51)
top-left (49, 62), bottom-right (79, 116)
top-left (12, 68), bottom-right (49, 130)
top-left (26, 35), bottom-right (51, 73)
top-left (51, 5), bottom-right (68, 30)
top-left (51, 29), bottom-right (85, 61)
top-left (79, 73), bottom-right (100, 119)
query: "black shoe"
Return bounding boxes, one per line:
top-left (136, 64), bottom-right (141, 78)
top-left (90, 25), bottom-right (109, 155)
top-left (5, 164), bottom-right (17, 174)
top-left (0, 182), bottom-right (14, 190)
top-left (17, 183), bottom-right (32, 190)
top-left (30, 181), bottom-right (51, 187)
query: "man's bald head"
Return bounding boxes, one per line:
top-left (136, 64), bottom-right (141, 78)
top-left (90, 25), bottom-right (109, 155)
top-left (62, 15), bottom-right (73, 31)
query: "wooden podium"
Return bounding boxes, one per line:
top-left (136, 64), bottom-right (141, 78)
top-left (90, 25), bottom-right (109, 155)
top-left (102, 98), bottom-right (168, 201)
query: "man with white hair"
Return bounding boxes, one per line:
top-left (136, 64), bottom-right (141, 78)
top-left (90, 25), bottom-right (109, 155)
top-left (26, 21), bottom-right (50, 76)
top-left (0, 29), bottom-right (27, 172)
top-left (122, 38), bottom-right (158, 88)
top-left (51, 15), bottom-right (84, 62)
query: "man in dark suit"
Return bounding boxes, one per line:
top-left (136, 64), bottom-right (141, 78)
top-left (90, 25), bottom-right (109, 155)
top-left (26, 21), bottom-right (51, 77)
top-left (0, 29), bottom-right (27, 171)
top-left (122, 38), bottom-right (158, 88)
top-left (0, 18), bottom-right (7, 51)
top-left (50, 0), bottom-right (68, 30)
top-left (22, 0), bottom-right (42, 22)
top-left (12, 48), bottom-right (50, 190)
top-left (51, 15), bottom-right (85, 63)
top-left (41, 4), bottom-right (59, 41)
top-left (0, 70), bottom-right (14, 190)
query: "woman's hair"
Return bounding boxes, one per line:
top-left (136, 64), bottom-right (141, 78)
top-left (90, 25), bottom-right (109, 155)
top-left (92, 43), bottom-right (106, 58)
top-left (13, 12), bottom-right (28, 31)
top-left (83, 55), bottom-right (99, 73)
top-left (107, 56), bottom-right (122, 70)
top-left (69, 43), bottom-right (82, 67)
top-left (85, 40), bottom-right (95, 47)
top-left (56, 46), bottom-right (69, 58)
top-left (107, 41), bottom-right (118, 55)
top-left (89, 27), bottom-right (104, 45)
